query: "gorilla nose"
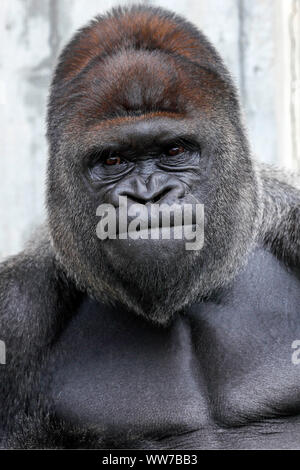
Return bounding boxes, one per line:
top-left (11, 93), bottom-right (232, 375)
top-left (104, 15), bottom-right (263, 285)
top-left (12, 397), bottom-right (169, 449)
top-left (110, 173), bottom-right (186, 206)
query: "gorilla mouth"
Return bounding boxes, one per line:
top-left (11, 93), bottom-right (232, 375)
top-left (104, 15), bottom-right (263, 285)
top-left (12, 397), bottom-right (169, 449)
top-left (96, 199), bottom-right (204, 251)
top-left (122, 223), bottom-right (196, 238)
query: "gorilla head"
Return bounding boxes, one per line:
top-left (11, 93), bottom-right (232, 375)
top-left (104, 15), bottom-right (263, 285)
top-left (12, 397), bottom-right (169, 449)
top-left (47, 6), bottom-right (261, 324)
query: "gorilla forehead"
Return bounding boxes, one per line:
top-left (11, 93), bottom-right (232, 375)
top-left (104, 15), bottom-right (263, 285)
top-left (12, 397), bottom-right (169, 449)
top-left (52, 51), bottom-right (232, 129)
top-left (69, 115), bottom-right (202, 157)
top-left (85, 50), bottom-right (185, 116)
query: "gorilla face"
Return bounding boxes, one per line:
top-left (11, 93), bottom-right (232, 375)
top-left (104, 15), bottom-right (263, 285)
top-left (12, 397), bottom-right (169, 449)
top-left (47, 6), bottom-right (261, 324)
top-left (84, 118), bottom-right (208, 260)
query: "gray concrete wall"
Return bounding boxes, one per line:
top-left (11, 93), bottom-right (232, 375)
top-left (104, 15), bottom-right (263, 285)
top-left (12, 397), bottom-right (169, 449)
top-left (0, 0), bottom-right (299, 259)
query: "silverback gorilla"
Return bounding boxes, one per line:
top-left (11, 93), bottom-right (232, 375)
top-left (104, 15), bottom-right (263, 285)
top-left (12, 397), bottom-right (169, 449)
top-left (1, 5), bottom-right (300, 450)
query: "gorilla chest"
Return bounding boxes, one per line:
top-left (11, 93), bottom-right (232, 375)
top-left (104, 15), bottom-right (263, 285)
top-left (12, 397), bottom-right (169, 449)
top-left (50, 303), bottom-right (209, 435)
top-left (49, 250), bottom-right (300, 445)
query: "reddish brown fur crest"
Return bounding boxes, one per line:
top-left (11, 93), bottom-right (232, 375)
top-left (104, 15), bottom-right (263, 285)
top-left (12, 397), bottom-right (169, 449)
top-left (57, 6), bottom-right (222, 82)
top-left (50, 6), bottom-right (236, 129)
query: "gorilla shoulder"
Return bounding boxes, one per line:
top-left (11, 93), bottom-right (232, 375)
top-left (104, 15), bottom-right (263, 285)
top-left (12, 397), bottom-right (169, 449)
top-left (258, 162), bottom-right (300, 269)
top-left (0, 229), bottom-right (79, 362)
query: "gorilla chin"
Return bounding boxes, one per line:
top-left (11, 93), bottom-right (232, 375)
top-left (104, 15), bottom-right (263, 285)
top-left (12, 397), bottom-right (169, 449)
top-left (97, 232), bottom-right (202, 326)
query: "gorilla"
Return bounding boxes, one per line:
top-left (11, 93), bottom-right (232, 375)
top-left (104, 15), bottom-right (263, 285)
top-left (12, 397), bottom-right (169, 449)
top-left (0, 5), bottom-right (300, 450)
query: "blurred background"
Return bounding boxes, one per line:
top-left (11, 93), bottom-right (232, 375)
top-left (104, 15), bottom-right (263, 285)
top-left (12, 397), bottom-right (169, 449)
top-left (0, 0), bottom-right (299, 259)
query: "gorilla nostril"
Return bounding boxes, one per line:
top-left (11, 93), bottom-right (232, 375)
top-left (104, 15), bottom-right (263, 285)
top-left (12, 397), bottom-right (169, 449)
top-left (123, 187), bottom-right (173, 205)
top-left (127, 194), bottom-right (150, 205)
top-left (149, 189), bottom-right (171, 204)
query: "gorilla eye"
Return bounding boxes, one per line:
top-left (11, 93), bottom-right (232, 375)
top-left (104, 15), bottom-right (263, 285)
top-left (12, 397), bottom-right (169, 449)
top-left (105, 155), bottom-right (121, 165)
top-left (166, 146), bottom-right (185, 156)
